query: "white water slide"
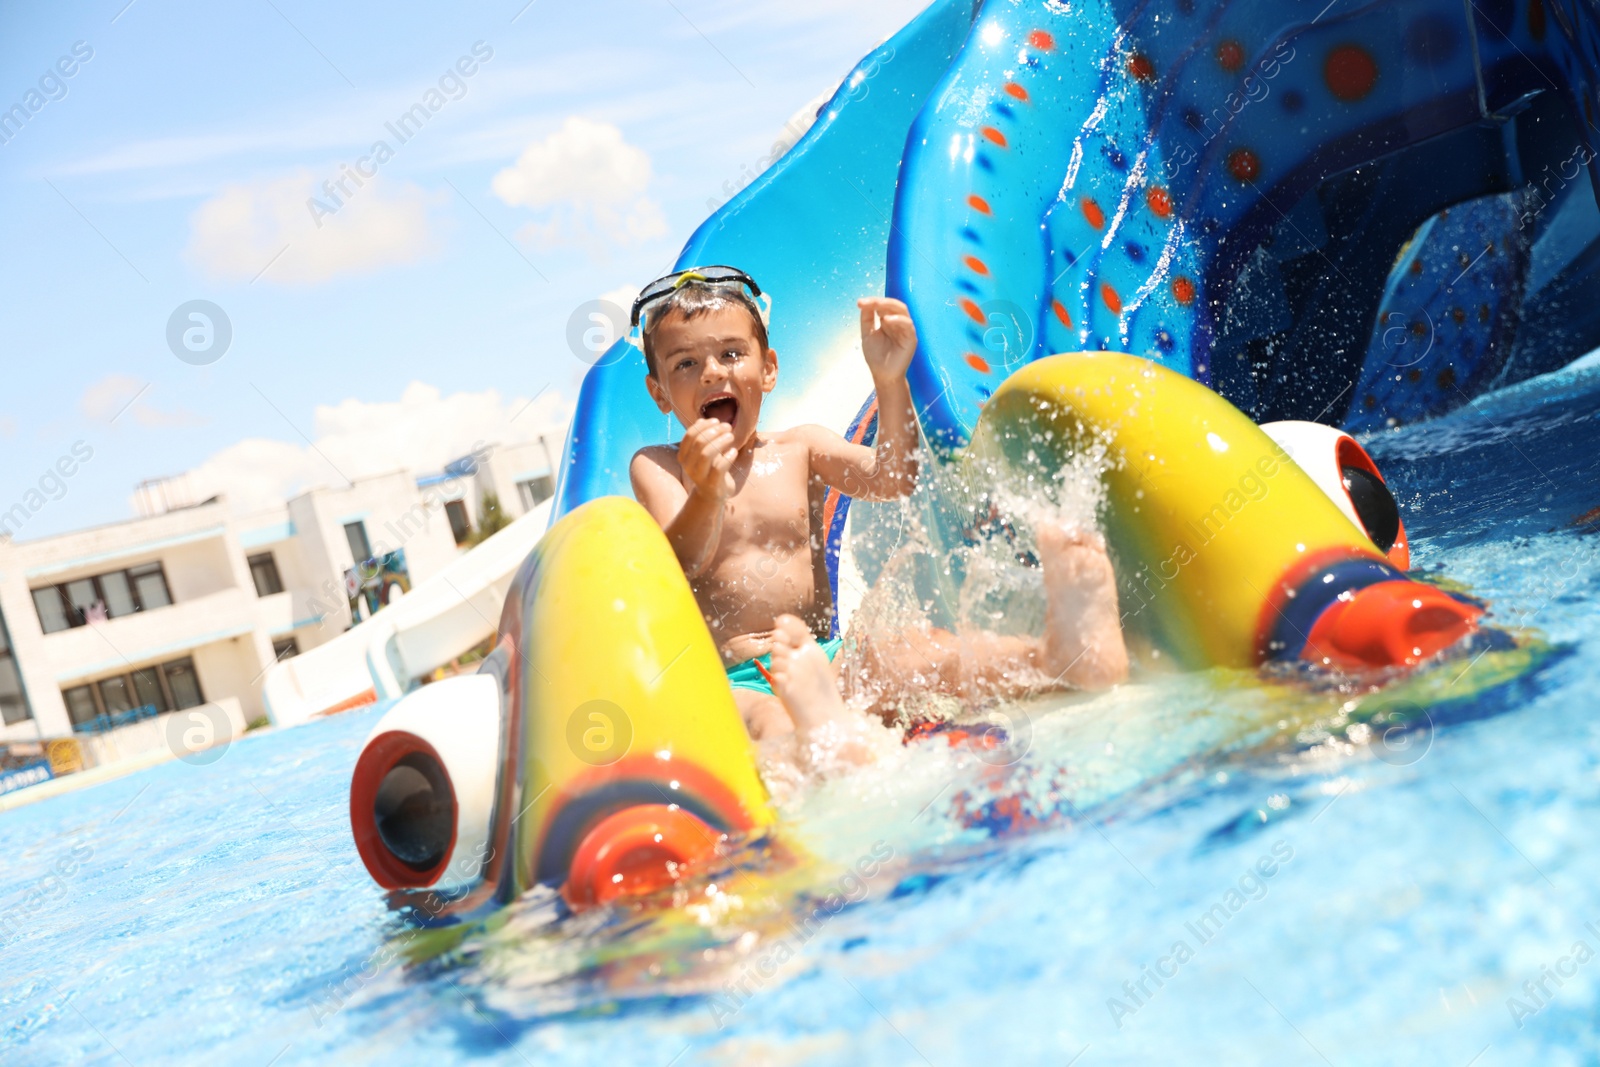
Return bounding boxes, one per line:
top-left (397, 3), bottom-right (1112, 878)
top-left (262, 500), bottom-right (551, 727)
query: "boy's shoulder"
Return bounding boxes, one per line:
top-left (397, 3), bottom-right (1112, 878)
top-left (769, 423), bottom-right (848, 449)
top-left (631, 443), bottom-right (681, 468)
top-left (630, 441), bottom-right (681, 463)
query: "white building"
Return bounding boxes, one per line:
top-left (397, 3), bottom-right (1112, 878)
top-left (0, 440), bottom-right (557, 749)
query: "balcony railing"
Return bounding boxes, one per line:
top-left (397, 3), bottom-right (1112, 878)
top-left (71, 703), bottom-right (161, 735)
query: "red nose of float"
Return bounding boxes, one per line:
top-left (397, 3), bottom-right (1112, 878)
top-left (1302, 580), bottom-right (1483, 669)
top-left (563, 804), bottom-right (721, 908)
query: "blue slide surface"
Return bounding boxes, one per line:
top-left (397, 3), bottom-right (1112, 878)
top-left (556, 0), bottom-right (1600, 514)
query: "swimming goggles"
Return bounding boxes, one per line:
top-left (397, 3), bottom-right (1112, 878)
top-left (629, 265), bottom-right (770, 329)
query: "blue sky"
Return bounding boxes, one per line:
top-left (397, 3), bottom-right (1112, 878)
top-left (0, 0), bottom-right (929, 537)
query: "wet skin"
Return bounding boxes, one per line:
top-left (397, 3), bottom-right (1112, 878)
top-left (629, 300), bottom-right (921, 667)
top-left (630, 298), bottom-right (1128, 769)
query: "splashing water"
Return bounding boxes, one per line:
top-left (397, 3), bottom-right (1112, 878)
top-left (835, 430), bottom-right (1111, 719)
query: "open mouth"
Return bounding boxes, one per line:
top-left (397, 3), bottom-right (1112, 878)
top-left (700, 395), bottom-right (739, 426)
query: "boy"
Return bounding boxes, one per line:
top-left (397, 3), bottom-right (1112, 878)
top-left (628, 267), bottom-right (1127, 774)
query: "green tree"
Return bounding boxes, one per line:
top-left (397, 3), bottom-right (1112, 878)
top-left (467, 491), bottom-right (511, 545)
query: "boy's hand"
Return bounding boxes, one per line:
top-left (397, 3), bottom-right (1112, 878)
top-left (858, 297), bottom-right (916, 384)
top-left (679, 418), bottom-right (737, 502)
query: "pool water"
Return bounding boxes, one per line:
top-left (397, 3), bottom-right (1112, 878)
top-left (5, 353), bottom-right (1600, 1066)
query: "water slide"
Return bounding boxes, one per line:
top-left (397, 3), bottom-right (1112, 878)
top-left (341, 0), bottom-right (1600, 914)
top-left (262, 500), bottom-right (551, 727)
top-left (281, 0), bottom-right (1600, 731)
top-left (545, 0), bottom-right (1600, 648)
top-left (557, 0), bottom-right (1600, 498)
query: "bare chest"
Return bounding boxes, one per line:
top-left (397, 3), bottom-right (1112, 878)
top-left (717, 446), bottom-right (816, 552)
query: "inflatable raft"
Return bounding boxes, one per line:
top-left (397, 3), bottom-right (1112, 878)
top-left (348, 352), bottom-right (1483, 918)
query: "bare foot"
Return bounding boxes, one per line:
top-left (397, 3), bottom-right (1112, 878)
top-left (1037, 523), bottom-right (1129, 688)
top-left (768, 614), bottom-right (876, 770)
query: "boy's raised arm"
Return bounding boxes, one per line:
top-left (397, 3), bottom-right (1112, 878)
top-left (630, 419), bottom-right (737, 577)
top-left (805, 297), bottom-right (921, 502)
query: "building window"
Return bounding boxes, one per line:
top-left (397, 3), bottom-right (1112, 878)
top-left (129, 563), bottom-right (172, 610)
top-left (344, 521), bottom-right (372, 564)
top-left (0, 605), bottom-right (31, 726)
top-left (31, 588), bottom-right (69, 634)
top-left (98, 674), bottom-right (135, 715)
top-left (131, 667), bottom-right (167, 712)
top-left (31, 562), bottom-right (173, 634)
top-left (517, 475), bottom-right (555, 511)
top-left (63, 686), bottom-right (99, 730)
top-left (163, 658), bottom-right (203, 710)
top-left (101, 570), bottom-right (137, 616)
top-left (65, 578), bottom-right (99, 624)
top-left (272, 637), bottom-right (299, 662)
top-left (61, 655), bottom-right (205, 734)
top-left (248, 553), bottom-right (284, 597)
top-left (444, 500), bottom-right (472, 545)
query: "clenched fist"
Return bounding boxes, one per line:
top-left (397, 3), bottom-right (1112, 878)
top-left (679, 417), bottom-right (737, 502)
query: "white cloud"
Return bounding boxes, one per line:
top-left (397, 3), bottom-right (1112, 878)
top-left (491, 117), bottom-right (667, 254)
top-left (131, 406), bottom-right (206, 428)
top-left (598, 283), bottom-right (641, 314)
top-left (79, 375), bottom-right (204, 428)
top-left (180, 382), bottom-right (570, 516)
top-left (493, 117), bottom-right (651, 207)
top-left (185, 169), bottom-right (439, 284)
top-left (158, 439), bottom-right (315, 516)
top-left (80, 374), bottom-right (143, 422)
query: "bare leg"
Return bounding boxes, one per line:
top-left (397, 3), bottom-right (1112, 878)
top-left (855, 522), bottom-right (1126, 709)
top-left (733, 689), bottom-right (793, 742)
top-left (768, 614), bottom-right (878, 768)
top-left (733, 689), bottom-right (804, 780)
top-left (1037, 524), bottom-right (1128, 688)
top-left (855, 626), bottom-right (1043, 709)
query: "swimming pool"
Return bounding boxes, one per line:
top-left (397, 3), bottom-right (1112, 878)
top-left (5, 353), bottom-right (1600, 1065)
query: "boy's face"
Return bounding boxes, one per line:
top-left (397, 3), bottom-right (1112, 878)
top-left (645, 305), bottom-right (777, 449)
